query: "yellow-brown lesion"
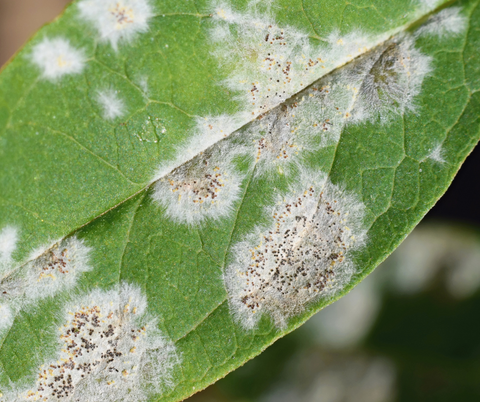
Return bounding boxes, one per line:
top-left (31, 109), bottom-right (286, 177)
top-left (109, 2), bottom-right (135, 29)
top-left (56, 55), bottom-right (71, 68)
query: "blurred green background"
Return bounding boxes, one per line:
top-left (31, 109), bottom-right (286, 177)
top-left (2, 2), bottom-right (479, 401)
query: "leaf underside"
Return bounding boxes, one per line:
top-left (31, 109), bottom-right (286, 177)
top-left (0, 0), bottom-right (479, 401)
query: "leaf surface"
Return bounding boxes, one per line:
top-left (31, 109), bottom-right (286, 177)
top-left (0, 0), bottom-right (479, 401)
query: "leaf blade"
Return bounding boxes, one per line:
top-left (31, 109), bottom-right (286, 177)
top-left (0, 1), bottom-right (479, 401)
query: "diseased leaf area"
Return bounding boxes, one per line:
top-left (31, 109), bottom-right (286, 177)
top-left (0, 0), bottom-right (479, 401)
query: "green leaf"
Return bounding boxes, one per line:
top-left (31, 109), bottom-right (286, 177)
top-left (0, 0), bottom-right (479, 401)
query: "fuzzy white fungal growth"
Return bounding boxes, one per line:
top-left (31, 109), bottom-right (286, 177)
top-left (0, 303), bottom-right (14, 333)
top-left (235, 35), bottom-right (431, 177)
top-left (341, 36), bottom-right (432, 123)
top-left (0, 225), bottom-right (19, 333)
top-left (0, 272), bottom-right (24, 302)
top-left (416, 7), bottom-right (467, 39)
top-left (0, 236), bottom-right (91, 320)
top-left (22, 236), bottom-right (92, 302)
top-left (78, 0), bottom-right (153, 50)
top-left (244, 111), bottom-right (307, 178)
top-left (0, 237), bottom-right (92, 339)
top-left (31, 38), bottom-right (86, 80)
top-left (97, 89), bottom-right (126, 120)
top-left (210, 1), bottom-right (380, 119)
top-left (153, 142), bottom-right (243, 225)
top-left (426, 144), bottom-right (445, 163)
top-left (152, 4), bottom-right (440, 225)
top-left (0, 226), bottom-right (19, 269)
top-left (418, 0), bottom-right (442, 10)
top-left (185, 115), bottom-right (242, 159)
top-left (153, 114), bottom-right (244, 183)
top-left (225, 170), bottom-right (367, 329)
top-left (3, 283), bottom-right (179, 402)
top-left (239, 83), bottom-right (353, 177)
top-left (137, 76), bottom-right (149, 96)
top-left (152, 2), bottom-right (438, 189)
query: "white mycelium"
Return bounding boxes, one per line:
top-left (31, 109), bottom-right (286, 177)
top-left (0, 226), bottom-right (19, 332)
top-left (148, 1), bottom-right (387, 188)
top-left (0, 303), bottom-right (13, 332)
top-left (426, 143), bottom-right (445, 163)
top-left (340, 36), bottom-right (432, 123)
top-left (22, 237), bottom-right (92, 303)
top-left (235, 35), bottom-right (432, 177)
top-left (210, 1), bottom-right (378, 119)
top-left (153, 1), bottom-right (442, 189)
top-left (153, 141), bottom-right (244, 226)
top-left (225, 171), bottom-right (366, 329)
top-left (30, 38), bottom-right (86, 80)
top-left (418, 0), bottom-right (443, 11)
top-left (151, 28), bottom-right (434, 222)
top-left (78, 0), bottom-right (154, 50)
top-left (97, 89), bottom-right (126, 120)
top-left (416, 7), bottom-right (467, 39)
top-left (220, 6), bottom-right (462, 327)
top-left (3, 283), bottom-right (178, 402)
top-left (238, 82), bottom-right (353, 177)
top-left (0, 236), bottom-right (91, 335)
top-left (0, 226), bottom-right (19, 268)
top-left (153, 114), bottom-right (245, 183)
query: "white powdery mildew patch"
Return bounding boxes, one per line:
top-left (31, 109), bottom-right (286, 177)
top-left (3, 283), bottom-right (179, 402)
top-left (0, 236), bottom-right (91, 336)
top-left (0, 236), bottom-right (90, 311)
top-left (210, 1), bottom-right (380, 119)
top-left (21, 237), bottom-right (92, 303)
top-left (0, 226), bottom-right (19, 268)
top-left (238, 35), bottom-right (431, 177)
top-left (97, 89), bottom-right (126, 120)
top-left (1, 236), bottom-right (91, 320)
top-left (416, 7), bottom-right (468, 39)
top-left (242, 111), bottom-right (308, 178)
top-left (181, 115), bottom-right (242, 162)
top-left (340, 35), bottom-right (432, 123)
top-left (31, 38), bottom-right (86, 81)
top-left (153, 141), bottom-right (243, 225)
top-left (240, 84), bottom-right (353, 177)
top-left (157, 1), bottom-right (463, 190)
top-left (78, 0), bottom-right (154, 50)
top-left (417, 0), bottom-right (443, 11)
top-left (0, 226), bottom-right (19, 332)
top-left (153, 114), bottom-right (244, 184)
top-left (153, 4), bottom-right (448, 224)
top-left (426, 143), bottom-right (445, 163)
top-left (154, 3), bottom-right (439, 190)
top-left (225, 170), bottom-right (367, 329)
top-left (148, 1), bottom-right (381, 187)
top-left (136, 76), bottom-right (149, 97)
top-left (0, 303), bottom-right (13, 332)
